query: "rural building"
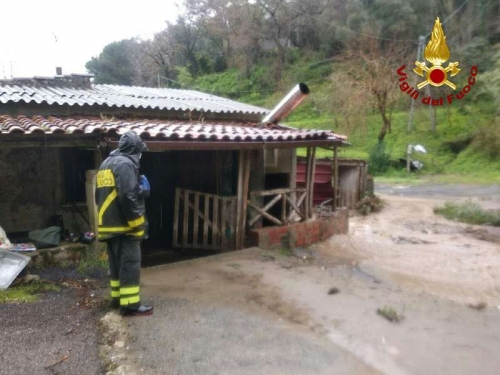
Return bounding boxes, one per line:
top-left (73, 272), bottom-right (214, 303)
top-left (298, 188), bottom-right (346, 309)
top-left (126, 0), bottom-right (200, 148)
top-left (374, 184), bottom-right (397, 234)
top-left (0, 74), bottom-right (348, 262)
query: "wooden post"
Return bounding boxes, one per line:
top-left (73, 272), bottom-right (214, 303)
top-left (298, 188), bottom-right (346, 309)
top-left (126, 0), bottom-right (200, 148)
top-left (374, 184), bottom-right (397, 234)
top-left (281, 193), bottom-right (287, 225)
top-left (333, 146), bottom-right (339, 211)
top-left (307, 148), bottom-right (317, 218)
top-left (213, 196), bottom-right (219, 248)
top-left (304, 148), bottom-right (312, 219)
top-left (85, 170), bottom-right (98, 235)
top-left (203, 195), bottom-right (210, 248)
top-left (235, 150), bottom-right (244, 249)
top-left (173, 188), bottom-right (180, 247)
top-left (239, 150), bottom-right (251, 249)
top-left (193, 192), bottom-right (200, 248)
top-left (182, 190), bottom-right (189, 248)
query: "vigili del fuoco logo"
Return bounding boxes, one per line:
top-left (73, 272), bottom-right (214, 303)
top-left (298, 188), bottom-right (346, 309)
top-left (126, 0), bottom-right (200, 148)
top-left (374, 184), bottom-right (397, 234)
top-left (396, 18), bottom-right (478, 106)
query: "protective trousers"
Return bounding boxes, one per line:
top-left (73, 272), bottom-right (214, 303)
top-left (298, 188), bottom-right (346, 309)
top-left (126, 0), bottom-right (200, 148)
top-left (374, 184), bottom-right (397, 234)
top-left (107, 236), bottom-right (141, 309)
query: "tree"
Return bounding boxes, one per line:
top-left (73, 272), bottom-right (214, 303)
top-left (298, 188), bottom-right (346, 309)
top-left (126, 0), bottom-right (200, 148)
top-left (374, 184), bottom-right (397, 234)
top-left (85, 40), bottom-right (137, 85)
top-left (330, 38), bottom-right (410, 141)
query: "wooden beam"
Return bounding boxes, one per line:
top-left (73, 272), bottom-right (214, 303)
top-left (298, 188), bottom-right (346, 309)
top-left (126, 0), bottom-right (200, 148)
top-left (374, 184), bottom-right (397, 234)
top-left (173, 188), bottom-right (180, 247)
top-left (247, 201), bottom-right (282, 226)
top-left (248, 194), bottom-right (282, 227)
top-left (239, 150), bottom-right (251, 249)
top-left (182, 189), bottom-right (190, 248)
top-left (250, 188), bottom-right (306, 197)
top-left (308, 147), bottom-right (317, 218)
top-left (235, 150), bottom-right (244, 249)
top-left (333, 146), bottom-right (339, 211)
top-left (285, 195), bottom-right (306, 220)
top-left (193, 192), bottom-right (200, 247)
top-left (304, 148), bottom-right (312, 219)
top-left (203, 195), bottom-right (210, 248)
top-left (281, 193), bottom-right (287, 225)
top-left (85, 170), bottom-right (98, 236)
top-left (213, 196), bottom-right (219, 247)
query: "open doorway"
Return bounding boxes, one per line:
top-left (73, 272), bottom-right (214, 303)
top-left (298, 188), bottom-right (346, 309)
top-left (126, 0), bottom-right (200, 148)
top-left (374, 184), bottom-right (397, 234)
top-left (139, 150), bottom-right (237, 266)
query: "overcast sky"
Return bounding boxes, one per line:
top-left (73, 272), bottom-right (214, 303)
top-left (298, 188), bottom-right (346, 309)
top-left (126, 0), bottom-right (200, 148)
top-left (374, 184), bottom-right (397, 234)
top-left (0, 0), bottom-right (182, 78)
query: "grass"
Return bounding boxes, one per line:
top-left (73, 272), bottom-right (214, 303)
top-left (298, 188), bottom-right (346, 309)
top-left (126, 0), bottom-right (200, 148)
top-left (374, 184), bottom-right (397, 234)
top-left (434, 201), bottom-right (500, 226)
top-left (279, 248), bottom-right (292, 257)
top-left (377, 306), bottom-right (404, 323)
top-left (0, 281), bottom-right (60, 304)
top-left (193, 55), bottom-right (499, 184)
top-left (77, 257), bottom-right (109, 275)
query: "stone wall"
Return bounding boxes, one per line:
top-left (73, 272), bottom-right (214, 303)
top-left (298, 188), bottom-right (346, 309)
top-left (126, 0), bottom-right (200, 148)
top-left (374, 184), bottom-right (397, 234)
top-left (0, 147), bottom-right (63, 232)
top-left (249, 208), bottom-right (349, 250)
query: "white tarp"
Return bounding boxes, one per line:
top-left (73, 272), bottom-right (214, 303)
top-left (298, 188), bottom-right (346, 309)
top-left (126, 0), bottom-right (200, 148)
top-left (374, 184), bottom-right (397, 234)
top-left (0, 224), bottom-right (12, 250)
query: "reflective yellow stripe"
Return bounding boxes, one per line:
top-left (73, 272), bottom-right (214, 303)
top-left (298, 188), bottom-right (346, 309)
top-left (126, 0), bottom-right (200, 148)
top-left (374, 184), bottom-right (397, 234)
top-left (110, 280), bottom-right (120, 287)
top-left (126, 230), bottom-right (145, 237)
top-left (128, 215), bottom-right (145, 228)
top-left (120, 295), bottom-right (140, 306)
top-left (99, 226), bottom-right (132, 232)
top-left (98, 189), bottom-right (118, 225)
top-left (97, 169), bottom-right (116, 188)
top-left (111, 290), bottom-right (120, 298)
top-left (120, 286), bottom-right (140, 295)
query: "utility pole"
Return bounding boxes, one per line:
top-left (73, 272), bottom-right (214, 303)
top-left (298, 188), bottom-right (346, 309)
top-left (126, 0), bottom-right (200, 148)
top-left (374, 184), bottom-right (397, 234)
top-left (407, 36), bottom-right (425, 133)
top-left (157, 74), bottom-right (161, 88)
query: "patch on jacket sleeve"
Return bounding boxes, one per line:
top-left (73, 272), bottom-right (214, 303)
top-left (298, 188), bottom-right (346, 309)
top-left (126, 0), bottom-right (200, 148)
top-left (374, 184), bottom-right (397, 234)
top-left (97, 169), bottom-right (116, 188)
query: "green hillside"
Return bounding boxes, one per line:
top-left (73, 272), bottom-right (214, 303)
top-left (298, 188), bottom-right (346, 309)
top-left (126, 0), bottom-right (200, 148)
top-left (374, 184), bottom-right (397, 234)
top-left (192, 58), bottom-right (499, 184)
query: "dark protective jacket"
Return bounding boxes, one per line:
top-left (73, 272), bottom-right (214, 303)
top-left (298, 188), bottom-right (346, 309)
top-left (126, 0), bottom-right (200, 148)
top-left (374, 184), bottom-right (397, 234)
top-left (96, 131), bottom-right (148, 241)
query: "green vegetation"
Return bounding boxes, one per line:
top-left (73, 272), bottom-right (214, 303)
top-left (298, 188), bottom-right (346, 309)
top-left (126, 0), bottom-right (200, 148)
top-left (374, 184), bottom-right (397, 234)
top-left (0, 282), bottom-right (60, 304)
top-left (77, 257), bottom-right (109, 275)
top-left (377, 306), bottom-right (404, 323)
top-left (279, 248), bottom-right (292, 257)
top-left (434, 201), bottom-right (500, 226)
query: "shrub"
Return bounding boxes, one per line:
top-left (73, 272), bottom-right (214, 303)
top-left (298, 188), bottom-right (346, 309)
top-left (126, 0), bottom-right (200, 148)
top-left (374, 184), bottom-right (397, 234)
top-left (434, 201), bottom-right (500, 226)
top-left (368, 141), bottom-right (391, 175)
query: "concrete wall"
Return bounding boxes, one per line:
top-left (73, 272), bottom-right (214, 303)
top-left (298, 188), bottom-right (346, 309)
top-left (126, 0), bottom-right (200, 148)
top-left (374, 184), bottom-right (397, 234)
top-left (249, 208), bottom-right (348, 250)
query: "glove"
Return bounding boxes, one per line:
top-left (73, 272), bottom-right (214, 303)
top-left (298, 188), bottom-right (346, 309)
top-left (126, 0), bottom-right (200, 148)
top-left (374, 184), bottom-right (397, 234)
top-left (139, 175), bottom-right (150, 192)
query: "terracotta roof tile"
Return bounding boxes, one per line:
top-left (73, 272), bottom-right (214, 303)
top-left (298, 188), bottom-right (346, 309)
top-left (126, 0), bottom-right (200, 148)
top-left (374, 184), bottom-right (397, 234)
top-left (0, 115), bottom-right (347, 143)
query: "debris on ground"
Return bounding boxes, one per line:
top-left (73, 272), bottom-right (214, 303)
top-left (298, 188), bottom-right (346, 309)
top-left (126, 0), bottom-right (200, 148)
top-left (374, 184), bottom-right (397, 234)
top-left (327, 287), bottom-right (340, 295)
top-left (0, 249), bottom-right (31, 290)
top-left (260, 254), bottom-right (276, 262)
top-left (45, 354), bottom-right (70, 369)
top-left (356, 195), bottom-right (384, 216)
top-left (391, 236), bottom-right (435, 245)
top-left (377, 306), bottom-right (404, 323)
top-left (464, 227), bottom-right (500, 244)
top-left (62, 278), bottom-right (104, 310)
top-left (467, 302), bottom-right (487, 311)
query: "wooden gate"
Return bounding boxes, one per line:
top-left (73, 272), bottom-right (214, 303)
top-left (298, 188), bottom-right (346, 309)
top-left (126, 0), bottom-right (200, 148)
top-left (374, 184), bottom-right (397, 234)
top-left (247, 188), bottom-right (308, 228)
top-left (173, 188), bottom-right (238, 251)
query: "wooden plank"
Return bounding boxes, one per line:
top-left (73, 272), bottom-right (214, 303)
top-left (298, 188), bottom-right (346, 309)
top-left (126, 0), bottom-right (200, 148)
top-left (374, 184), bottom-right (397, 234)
top-left (193, 192), bottom-right (200, 248)
top-left (239, 150), bottom-right (251, 249)
top-left (281, 193), bottom-right (287, 225)
top-left (247, 201), bottom-right (282, 226)
top-left (220, 198), bottom-right (228, 251)
top-left (248, 194), bottom-right (282, 227)
top-left (203, 195), bottom-right (210, 248)
top-left (333, 146), bottom-right (339, 211)
top-left (308, 147), bottom-right (317, 218)
top-left (85, 170), bottom-right (98, 236)
top-left (235, 150), bottom-right (244, 249)
top-left (213, 196), bottom-right (219, 247)
top-left (250, 188), bottom-right (306, 197)
top-left (173, 188), bottom-right (180, 248)
top-left (182, 190), bottom-right (190, 248)
top-left (304, 148), bottom-right (312, 219)
top-left (285, 195), bottom-right (306, 220)
top-left (289, 191), bottom-right (307, 221)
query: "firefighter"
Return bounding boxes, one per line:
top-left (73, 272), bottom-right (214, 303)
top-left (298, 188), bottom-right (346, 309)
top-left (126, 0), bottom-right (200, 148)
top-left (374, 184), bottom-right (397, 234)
top-left (96, 131), bottom-right (153, 316)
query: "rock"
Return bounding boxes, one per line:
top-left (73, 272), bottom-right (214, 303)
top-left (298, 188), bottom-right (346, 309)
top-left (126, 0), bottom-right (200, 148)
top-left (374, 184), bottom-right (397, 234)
top-left (24, 274), bottom-right (40, 283)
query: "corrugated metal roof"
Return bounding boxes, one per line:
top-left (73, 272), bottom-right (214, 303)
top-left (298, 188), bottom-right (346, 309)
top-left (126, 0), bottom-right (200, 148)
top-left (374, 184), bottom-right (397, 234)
top-left (0, 115), bottom-right (347, 143)
top-left (0, 83), bottom-right (269, 115)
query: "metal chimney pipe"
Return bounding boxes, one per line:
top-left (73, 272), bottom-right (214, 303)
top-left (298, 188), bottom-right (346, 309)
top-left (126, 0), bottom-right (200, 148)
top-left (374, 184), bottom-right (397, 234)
top-left (261, 83), bottom-right (310, 125)
top-left (56, 67), bottom-right (62, 76)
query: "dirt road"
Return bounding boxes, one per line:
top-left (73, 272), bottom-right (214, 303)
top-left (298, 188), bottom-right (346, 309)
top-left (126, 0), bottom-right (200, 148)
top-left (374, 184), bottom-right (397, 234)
top-left (115, 184), bottom-right (500, 375)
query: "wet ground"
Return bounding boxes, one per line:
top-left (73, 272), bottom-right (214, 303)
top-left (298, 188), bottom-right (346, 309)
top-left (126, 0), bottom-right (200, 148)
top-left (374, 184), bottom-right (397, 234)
top-left (116, 183), bottom-right (500, 375)
top-left (0, 267), bottom-right (107, 375)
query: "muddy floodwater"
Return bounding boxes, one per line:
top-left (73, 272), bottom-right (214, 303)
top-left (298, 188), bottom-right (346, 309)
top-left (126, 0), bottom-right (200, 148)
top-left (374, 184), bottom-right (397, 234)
top-left (114, 184), bottom-right (500, 375)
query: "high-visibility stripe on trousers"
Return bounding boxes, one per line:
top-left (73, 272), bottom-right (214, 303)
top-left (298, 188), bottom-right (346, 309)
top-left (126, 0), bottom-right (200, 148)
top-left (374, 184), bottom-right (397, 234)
top-left (106, 236), bottom-right (142, 309)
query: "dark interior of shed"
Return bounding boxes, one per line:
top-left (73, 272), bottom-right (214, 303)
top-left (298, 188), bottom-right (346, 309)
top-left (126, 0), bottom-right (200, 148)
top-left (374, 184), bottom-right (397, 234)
top-left (140, 150), bottom-right (238, 266)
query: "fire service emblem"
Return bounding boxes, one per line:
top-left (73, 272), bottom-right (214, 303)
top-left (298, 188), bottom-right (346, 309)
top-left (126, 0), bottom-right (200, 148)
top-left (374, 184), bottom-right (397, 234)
top-left (396, 18), bottom-right (477, 106)
top-left (413, 18), bottom-right (460, 90)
